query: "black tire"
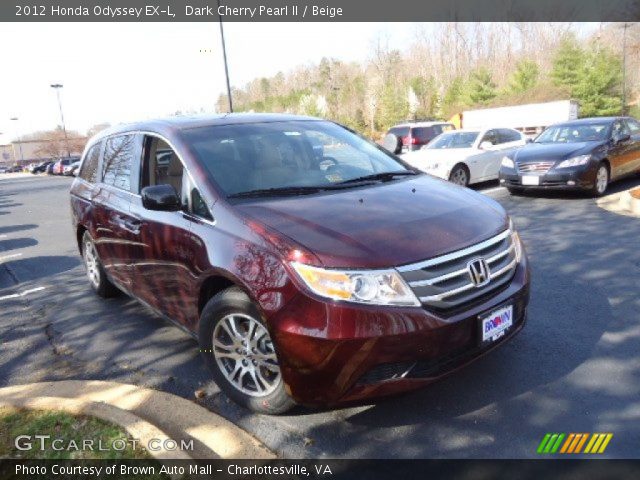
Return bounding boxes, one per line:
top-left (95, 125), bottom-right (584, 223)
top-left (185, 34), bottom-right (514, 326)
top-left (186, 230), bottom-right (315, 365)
top-left (81, 231), bottom-right (119, 298)
top-left (507, 187), bottom-right (524, 196)
top-left (591, 162), bottom-right (609, 197)
top-left (449, 164), bottom-right (470, 187)
top-left (198, 287), bottom-right (295, 414)
top-left (382, 133), bottom-right (402, 154)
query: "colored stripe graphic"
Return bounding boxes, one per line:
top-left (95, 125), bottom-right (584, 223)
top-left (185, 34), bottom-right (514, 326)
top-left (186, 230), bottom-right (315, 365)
top-left (539, 433), bottom-right (613, 454)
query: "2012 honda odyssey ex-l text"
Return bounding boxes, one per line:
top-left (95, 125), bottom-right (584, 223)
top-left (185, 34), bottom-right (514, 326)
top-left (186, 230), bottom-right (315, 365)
top-left (70, 114), bottom-right (530, 413)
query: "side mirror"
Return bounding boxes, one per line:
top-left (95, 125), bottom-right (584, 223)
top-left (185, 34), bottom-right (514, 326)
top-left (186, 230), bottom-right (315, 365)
top-left (479, 141), bottom-right (493, 150)
top-left (141, 184), bottom-right (181, 211)
top-left (614, 133), bottom-right (631, 144)
top-left (526, 138), bottom-right (533, 144)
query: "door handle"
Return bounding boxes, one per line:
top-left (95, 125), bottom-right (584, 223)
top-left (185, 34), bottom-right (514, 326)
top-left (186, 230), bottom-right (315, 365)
top-left (112, 215), bottom-right (141, 234)
top-left (122, 219), bottom-right (141, 233)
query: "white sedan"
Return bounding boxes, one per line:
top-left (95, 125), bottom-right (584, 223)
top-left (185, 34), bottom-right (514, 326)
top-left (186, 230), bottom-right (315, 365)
top-left (400, 128), bottom-right (527, 186)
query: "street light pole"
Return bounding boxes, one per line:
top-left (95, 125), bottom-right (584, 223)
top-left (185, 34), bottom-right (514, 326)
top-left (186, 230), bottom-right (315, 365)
top-left (622, 23), bottom-right (629, 116)
top-left (50, 83), bottom-right (71, 157)
top-left (216, 0), bottom-right (233, 113)
top-left (9, 117), bottom-right (24, 164)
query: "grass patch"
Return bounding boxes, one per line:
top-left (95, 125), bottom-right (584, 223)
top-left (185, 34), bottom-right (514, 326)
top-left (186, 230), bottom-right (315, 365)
top-left (0, 406), bottom-right (152, 460)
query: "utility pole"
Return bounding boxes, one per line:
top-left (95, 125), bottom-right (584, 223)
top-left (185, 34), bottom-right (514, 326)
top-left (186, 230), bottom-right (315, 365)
top-left (50, 83), bottom-right (71, 157)
top-left (9, 117), bottom-right (24, 164)
top-left (622, 23), bottom-right (629, 116)
top-left (216, 0), bottom-right (233, 112)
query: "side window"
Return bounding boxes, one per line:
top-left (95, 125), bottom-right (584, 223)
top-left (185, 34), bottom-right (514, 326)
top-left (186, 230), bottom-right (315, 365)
top-left (612, 121), bottom-right (630, 138)
top-left (625, 119), bottom-right (640, 133)
top-left (103, 135), bottom-right (136, 191)
top-left (79, 142), bottom-right (101, 183)
top-left (481, 130), bottom-right (498, 145)
top-left (141, 136), bottom-right (183, 196)
top-left (498, 129), bottom-right (522, 143)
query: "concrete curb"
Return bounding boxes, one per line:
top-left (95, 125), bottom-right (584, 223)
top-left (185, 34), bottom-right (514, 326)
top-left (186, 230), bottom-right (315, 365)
top-left (596, 187), bottom-right (640, 218)
top-left (0, 381), bottom-right (275, 461)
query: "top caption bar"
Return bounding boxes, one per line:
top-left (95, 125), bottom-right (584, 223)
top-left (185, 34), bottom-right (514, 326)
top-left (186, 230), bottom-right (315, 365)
top-left (3, 0), bottom-right (640, 22)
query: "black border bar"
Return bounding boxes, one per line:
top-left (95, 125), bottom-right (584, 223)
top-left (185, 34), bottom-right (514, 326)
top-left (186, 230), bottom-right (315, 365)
top-left (3, 0), bottom-right (640, 22)
top-left (2, 459), bottom-right (640, 480)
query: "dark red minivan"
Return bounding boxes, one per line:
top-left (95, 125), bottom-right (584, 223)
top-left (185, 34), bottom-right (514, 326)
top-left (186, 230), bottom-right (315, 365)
top-left (70, 114), bottom-right (530, 413)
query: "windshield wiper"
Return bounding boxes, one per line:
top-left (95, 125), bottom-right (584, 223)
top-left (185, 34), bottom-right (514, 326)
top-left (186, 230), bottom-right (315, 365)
top-left (228, 186), bottom-right (327, 199)
top-left (336, 171), bottom-right (417, 185)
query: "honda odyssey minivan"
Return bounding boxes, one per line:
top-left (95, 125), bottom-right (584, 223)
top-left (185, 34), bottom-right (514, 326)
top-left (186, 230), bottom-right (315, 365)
top-left (70, 114), bottom-right (530, 414)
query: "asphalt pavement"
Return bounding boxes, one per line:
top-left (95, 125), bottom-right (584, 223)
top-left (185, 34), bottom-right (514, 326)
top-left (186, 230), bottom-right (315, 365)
top-left (1, 174), bottom-right (639, 458)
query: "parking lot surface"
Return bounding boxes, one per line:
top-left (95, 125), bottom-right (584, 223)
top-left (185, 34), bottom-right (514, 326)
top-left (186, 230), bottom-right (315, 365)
top-left (1, 174), bottom-right (639, 458)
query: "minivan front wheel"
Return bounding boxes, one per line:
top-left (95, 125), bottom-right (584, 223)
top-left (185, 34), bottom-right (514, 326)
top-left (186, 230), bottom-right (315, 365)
top-left (199, 287), bottom-right (295, 414)
top-left (82, 232), bottom-right (118, 297)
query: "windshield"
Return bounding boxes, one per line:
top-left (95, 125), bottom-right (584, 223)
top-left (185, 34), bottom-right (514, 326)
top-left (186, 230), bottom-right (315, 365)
top-left (182, 120), bottom-right (411, 197)
top-left (427, 131), bottom-right (479, 149)
top-left (535, 123), bottom-right (610, 143)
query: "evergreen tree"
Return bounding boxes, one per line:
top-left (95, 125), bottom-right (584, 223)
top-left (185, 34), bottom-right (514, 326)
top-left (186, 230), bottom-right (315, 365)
top-left (509, 60), bottom-right (539, 93)
top-left (467, 68), bottom-right (497, 105)
top-left (552, 39), bottom-right (622, 116)
top-left (551, 37), bottom-right (585, 87)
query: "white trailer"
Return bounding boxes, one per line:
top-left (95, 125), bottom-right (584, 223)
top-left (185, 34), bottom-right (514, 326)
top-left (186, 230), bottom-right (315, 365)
top-left (461, 100), bottom-right (579, 138)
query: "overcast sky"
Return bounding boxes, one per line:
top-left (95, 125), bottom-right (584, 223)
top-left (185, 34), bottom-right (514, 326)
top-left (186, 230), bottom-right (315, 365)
top-left (0, 22), bottom-right (414, 143)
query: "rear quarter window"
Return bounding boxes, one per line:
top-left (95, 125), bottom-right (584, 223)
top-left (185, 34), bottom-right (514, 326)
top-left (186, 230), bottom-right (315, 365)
top-left (388, 126), bottom-right (410, 138)
top-left (79, 142), bottom-right (102, 183)
top-left (411, 127), bottom-right (437, 142)
top-left (102, 134), bottom-right (136, 191)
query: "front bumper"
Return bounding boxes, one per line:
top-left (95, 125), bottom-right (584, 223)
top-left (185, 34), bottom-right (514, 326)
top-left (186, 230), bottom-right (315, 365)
top-left (269, 254), bottom-right (530, 406)
top-left (500, 163), bottom-right (598, 190)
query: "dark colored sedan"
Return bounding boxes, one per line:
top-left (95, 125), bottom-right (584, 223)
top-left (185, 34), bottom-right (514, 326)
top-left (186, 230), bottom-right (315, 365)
top-left (30, 160), bottom-right (54, 174)
top-left (70, 114), bottom-right (529, 414)
top-left (500, 117), bottom-right (640, 196)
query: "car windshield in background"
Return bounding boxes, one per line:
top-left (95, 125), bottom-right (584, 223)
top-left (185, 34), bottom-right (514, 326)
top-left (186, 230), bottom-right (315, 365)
top-left (182, 120), bottom-right (412, 198)
top-left (427, 132), bottom-right (479, 149)
top-left (535, 123), bottom-right (610, 143)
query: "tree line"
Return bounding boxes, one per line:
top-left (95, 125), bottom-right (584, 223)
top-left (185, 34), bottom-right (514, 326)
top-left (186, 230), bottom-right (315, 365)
top-left (217, 23), bottom-right (639, 138)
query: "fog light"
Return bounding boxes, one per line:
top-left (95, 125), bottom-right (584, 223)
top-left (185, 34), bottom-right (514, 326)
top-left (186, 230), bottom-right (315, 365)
top-left (567, 180), bottom-right (576, 186)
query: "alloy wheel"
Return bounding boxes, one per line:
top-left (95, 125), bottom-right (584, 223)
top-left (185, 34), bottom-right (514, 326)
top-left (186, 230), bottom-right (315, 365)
top-left (212, 313), bottom-right (281, 397)
top-left (451, 168), bottom-right (468, 186)
top-left (596, 165), bottom-right (608, 195)
top-left (84, 239), bottom-right (100, 288)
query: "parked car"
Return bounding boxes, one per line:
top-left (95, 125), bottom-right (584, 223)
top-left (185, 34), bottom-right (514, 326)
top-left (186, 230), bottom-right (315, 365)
top-left (383, 120), bottom-right (455, 154)
top-left (6, 165), bottom-right (23, 173)
top-left (45, 162), bottom-right (56, 174)
top-left (70, 114), bottom-right (530, 414)
top-left (0, 166), bottom-right (7, 174)
top-left (401, 128), bottom-right (527, 186)
top-left (64, 160), bottom-right (81, 176)
top-left (31, 160), bottom-right (55, 174)
top-left (500, 117), bottom-right (640, 196)
top-left (53, 157), bottom-right (80, 175)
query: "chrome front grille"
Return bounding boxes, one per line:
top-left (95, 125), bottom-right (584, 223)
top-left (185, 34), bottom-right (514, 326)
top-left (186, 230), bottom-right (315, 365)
top-left (397, 230), bottom-right (518, 312)
top-left (517, 161), bottom-right (555, 174)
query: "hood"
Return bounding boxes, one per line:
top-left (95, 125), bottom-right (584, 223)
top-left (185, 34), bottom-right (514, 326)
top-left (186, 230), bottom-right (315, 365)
top-left (514, 141), bottom-right (605, 163)
top-left (234, 175), bottom-right (508, 269)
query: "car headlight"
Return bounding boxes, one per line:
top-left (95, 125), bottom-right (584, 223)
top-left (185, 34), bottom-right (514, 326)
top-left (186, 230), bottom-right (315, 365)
top-left (290, 262), bottom-right (420, 306)
top-left (501, 156), bottom-right (515, 169)
top-left (509, 218), bottom-right (522, 263)
top-left (556, 155), bottom-right (590, 169)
